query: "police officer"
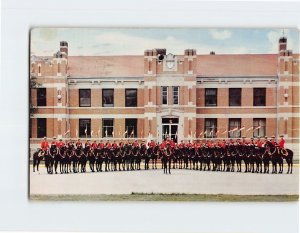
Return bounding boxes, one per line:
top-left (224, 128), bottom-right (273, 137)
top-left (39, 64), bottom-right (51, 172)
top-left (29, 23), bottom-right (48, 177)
top-left (40, 137), bottom-right (49, 151)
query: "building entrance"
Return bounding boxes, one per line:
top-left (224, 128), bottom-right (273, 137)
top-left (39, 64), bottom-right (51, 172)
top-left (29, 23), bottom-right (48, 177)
top-left (162, 117), bottom-right (178, 143)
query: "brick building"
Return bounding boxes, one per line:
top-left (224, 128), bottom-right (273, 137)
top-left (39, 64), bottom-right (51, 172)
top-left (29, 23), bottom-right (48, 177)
top-left (30, 37), bottom-right (299, 154)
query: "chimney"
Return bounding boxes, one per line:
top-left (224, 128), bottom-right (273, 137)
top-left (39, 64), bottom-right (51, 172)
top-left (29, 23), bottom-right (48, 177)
top-left (279, 37), bottom-right (287, 52)
top-left (60, 41), bottom-right (68, 58)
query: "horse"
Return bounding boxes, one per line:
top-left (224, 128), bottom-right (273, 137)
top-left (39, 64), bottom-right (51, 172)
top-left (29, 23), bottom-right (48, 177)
top-left (114, 148), bottom-right (123, 171)
top-left (61, 147), bottom-right (71, 173)
top-left (197, 147), bottom-right (204, 171)
top-left (95, 148), bottom-right (104, 172)
top-left (145, 147), bottom-right (152, 170)
top-left (151, 145), bottom-right (159, 169)
top-left (281, 148), bottom-right (294, 174)
top-left (202, 146), bottom-right (211, 171)
top-left (266, 141), bottom-right (281, 174)
top-left (78, 149), bottom-right (87, 173)
top-left (87, 149), bottom-right (96, 172)
top-left (253, 146), bottom-right (263, 173)
top-left (262, 146), bottom-right (271, 173)
top-left (54, 147), bottom-right (62, 174)
top-left (33, 148), bottom-right (44, 173)
top-left (45, 148), bottom-right (55, 174)
top-left (172, 147), bottom-right (179, 169)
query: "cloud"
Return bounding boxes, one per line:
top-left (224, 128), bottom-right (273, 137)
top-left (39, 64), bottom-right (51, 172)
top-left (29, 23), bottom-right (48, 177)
top-left (267, 30), bottom-right (281, 53)
top-left (93, 31), bottom-right (250, 55)
top-left (209, 29), bottom-right (232, 40)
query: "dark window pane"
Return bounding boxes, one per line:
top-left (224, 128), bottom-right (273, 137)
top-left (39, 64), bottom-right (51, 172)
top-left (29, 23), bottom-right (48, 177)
top-left (204, 118), bottom-right (217, 138)
top-left (37, 88), bottom-right (47, 106)
top-left (162, 86), bottom-right (168, 105)
top-left (79, 89), bottom-right (91, 107)
top-left (125, 89), bottom-right (137, 107)
top-left (253, 88), bottom-right (266, 106)
top-left (37, 118), bottom-right (47, 138)
top-left (125, 119), bottom-right (137, 138)
top-left (102, 119), bottom-right (114, 137)
top-left (173, 86), bottom-right (179, 105)
top-left (229, 88), bottom-right (241, 106)
top-left (162, 118), bottom-right (179, 124)
top-left (79, 119), bottom-right (91, 137)
top-left (102, 89), bottom-right (114, 107)
top-left (228, 118), bottom-right (241, 138)
top-left (205, 88), bottom-right (217, 106)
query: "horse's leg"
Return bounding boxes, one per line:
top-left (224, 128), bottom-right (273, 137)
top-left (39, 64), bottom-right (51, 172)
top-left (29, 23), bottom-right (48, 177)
top-left (33, 159), bottom-right (36, 172)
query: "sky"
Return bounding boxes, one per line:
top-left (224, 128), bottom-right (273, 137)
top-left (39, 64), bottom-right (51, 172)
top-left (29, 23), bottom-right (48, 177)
top-left (30, 28), bottom-right (299, 56)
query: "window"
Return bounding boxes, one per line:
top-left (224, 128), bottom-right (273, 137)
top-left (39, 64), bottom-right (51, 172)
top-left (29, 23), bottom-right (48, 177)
top-left (37, 88), bottom-right (46, 106)
top-left (205, 88), bottom-right (217, 106)
top-left (253, 88), bottom-right (266, 106)
top-left (229, 88), bottom-right (241, 106)
top-left (228, 118), bottom-right (241, 138)
top-left (162, 86), bottom-right (168, 105)
top-left (102, 89), bottom-right (114, 107)
top-left (79, 89), bottom-right (91, 107)
top-left (37, 118), bottom-right (47, 138)
top-left (125, 89), bottom-right (137, 107)
top-left (125, 119), bottom-right (137, 138)
top-left (173, 86), bottom-right (179, 105)
top-left (79, 119), bottom-right (91, 137)
top-left (253, 118), bottom-right (266, 138)
top-left (102, 119), bottom-right (114, 138)
top-left (205, 118), bottom-right (217, 138)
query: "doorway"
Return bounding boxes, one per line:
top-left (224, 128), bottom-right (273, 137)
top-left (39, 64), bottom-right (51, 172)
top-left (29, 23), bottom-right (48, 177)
top-left (162, 117), bottom-right (178, 143)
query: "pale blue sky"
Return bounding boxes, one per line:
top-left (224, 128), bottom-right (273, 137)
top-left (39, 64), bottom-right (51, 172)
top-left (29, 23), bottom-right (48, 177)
top-left (31, 28), bottom-right (299, 56)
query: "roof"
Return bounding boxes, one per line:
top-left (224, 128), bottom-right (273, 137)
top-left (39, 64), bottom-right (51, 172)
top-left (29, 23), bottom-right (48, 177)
top-left (68, 56), bottom-right (144, 78)
top-left (197, 54), bottom-right (278, 77)
top-left (67, 54), bottom-right (280, 78)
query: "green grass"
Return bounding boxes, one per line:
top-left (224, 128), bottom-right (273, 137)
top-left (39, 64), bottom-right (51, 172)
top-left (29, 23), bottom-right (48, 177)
top-left (30, 193), bottom-right (299, 202)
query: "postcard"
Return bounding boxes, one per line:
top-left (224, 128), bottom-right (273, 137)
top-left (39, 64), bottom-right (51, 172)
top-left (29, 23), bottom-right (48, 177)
top-left (29, 28), bottom-right (299, 201)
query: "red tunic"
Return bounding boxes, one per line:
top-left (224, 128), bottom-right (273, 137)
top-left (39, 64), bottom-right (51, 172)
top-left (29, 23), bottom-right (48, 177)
top-left (150, 142), bottom-right (156, 148)
top-left (98, 143), bottom-right (104, 149)
top-left (40, 141), bottom-right (49, 151)
top-left (57, 141), bottom-right (65, 148)
top-left (279, 138), bottom-right (285, 149)
top-left (271, 140), bottom-right (276, 146)
top-left (106, 143), bottom-right (112, 149)
top-left (76, 142), bottom-right (82, 148)
top-left (91, 142), bottom-right (98, 149)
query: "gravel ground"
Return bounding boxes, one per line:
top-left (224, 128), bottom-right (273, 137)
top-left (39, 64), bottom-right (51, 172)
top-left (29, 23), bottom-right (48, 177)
top-left (30, 164), bottom-right (299, 196)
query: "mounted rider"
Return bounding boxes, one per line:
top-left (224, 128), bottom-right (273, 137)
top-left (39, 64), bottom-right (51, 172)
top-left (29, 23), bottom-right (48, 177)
top-left (40, 136), bottom-right (49, 151)
top-left (279, 135), bottom-right (285, 149)
top-left (76, 139), bottom-right (83, 149)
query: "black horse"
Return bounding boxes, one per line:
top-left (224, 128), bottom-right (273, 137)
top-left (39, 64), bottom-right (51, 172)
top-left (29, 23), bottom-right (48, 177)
top-left (280, 148), bottom-right (294, 174)
top-left (45, 148), bottom-right (56, 174)
top-left (33, 148), bottom-right (44, 173)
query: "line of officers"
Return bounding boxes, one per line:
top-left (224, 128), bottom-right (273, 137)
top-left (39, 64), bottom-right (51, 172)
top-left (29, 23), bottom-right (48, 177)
top-left (39, 135), bottom-right (286, 152)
